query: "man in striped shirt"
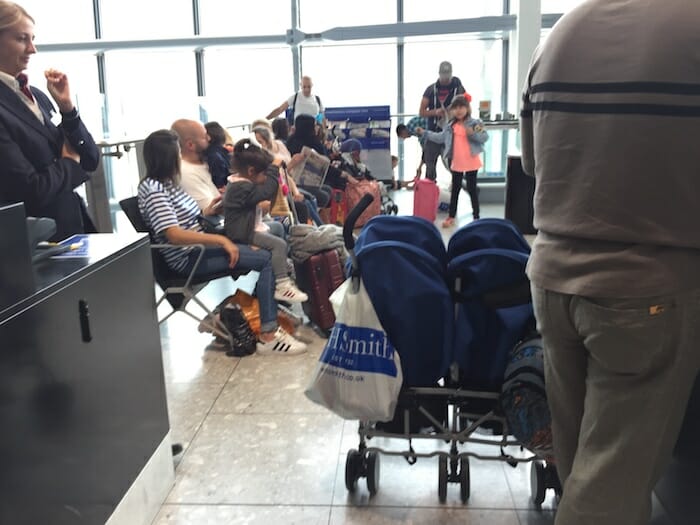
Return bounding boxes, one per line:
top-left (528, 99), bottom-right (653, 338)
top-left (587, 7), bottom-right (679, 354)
top-left (521, 1), bottom-right (700, 523)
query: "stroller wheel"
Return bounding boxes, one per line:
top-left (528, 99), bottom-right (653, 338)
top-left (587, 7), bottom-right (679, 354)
top-left (438, 455), bottom-right (448, 503)
top-left (530, 460), bottom-right (546, 506)
top-left (345, 449), bottom-right (363, 492)
top-left (459, 457), bottom-right (470, 503)
top-left (365, 451), bottom-right (380, 496)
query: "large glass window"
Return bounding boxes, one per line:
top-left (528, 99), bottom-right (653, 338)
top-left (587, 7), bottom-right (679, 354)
top-left (541, 0), bottom-right (586, 14)
top-left (403, 1), bottom-right (503, 22)
top-left (202, 46), bottom-right (292, 130)
top-left (199, 0), bottom-right (289, 37)
top-left (103, 50), bottom-right (199, 139)
top-left (100, 0), bottom-right (193, 39)
top-left (18, 0), bottom-right (95, 43)
top-left (25, 52), bottom-right (103, 138)
top-left (299, 1), bottom-right (396, 33)
top-left (300, 42), bottom-right (397, 110)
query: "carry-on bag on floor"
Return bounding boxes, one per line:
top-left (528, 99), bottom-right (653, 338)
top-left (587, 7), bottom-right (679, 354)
top-left (345, 180), bottom-right (381, 228)
top-left (505, 155), bottom-right (537, 234)
top-left (294, 249), bottom-right (345, 335)
top-left (329, 189), bottom-right (346, 226)
top-left (413, 178), bottom-right (440, 222)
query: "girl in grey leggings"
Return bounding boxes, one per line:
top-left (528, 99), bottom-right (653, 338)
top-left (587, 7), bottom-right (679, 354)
top-left (223, 139), bottom-right (308, 303)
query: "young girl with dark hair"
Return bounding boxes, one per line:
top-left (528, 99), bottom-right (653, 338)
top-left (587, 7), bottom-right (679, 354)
top-left (223, 139), bottom-right (308, 303)
top-left (417, 94), bottom-right (489, 227)
top-left (138, 129), bottom-right (306, 355)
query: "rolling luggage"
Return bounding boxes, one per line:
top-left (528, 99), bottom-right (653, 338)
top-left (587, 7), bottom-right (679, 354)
top-left (413, 178), bottom-right (440, 222)
top-left (294, 249), bottom-right (345, 335)
top-left (504, 155), bottom-right (537, 235)
top-left (345, 180), bottom-right (381, 227)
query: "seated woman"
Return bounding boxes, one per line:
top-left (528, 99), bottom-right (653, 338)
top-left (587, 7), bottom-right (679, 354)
top-left (137, 129), bottom-right (306, 356)
top-left (223, 139), bottom-right (308, 303)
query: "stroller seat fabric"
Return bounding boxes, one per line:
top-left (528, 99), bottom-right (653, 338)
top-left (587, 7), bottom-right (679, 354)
top-left (356, 240), bottom-right (453, 387)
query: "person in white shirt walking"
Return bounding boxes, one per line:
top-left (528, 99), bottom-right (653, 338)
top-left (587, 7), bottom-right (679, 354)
top-left (266, 76), bottom-right (324, 124)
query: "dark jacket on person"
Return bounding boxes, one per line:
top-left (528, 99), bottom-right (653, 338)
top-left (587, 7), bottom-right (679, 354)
top-left (222, 164), bottom-right (279, 244)
top-left (286, 114), bottom-right (326, 156)
top-left (0, 82), bottom-right (100, 241)
top-left (205, 144), bottom-right (231, 189)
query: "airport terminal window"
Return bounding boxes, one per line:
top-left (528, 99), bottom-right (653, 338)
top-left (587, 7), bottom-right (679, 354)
top-left (541, 0), bottom-right (586, 14)
top-left (103, 50), bottom-right (199, 139)
top-left (403, 1), bottom-right (503, 22)
top-left (299, 0), bottom-right (397, 33)
top-left (300, 43), bottom-right (397, 111)
top-left (100, 0), bottom-right (193, 39)
top-left (198, 0), bottom-right (288, 37)
top-left (25, 51), bottom-right (102, 136)
top-left (18, 0), bottom-right (94, 43)
top-left (203, 46), bottom-right (292, 129)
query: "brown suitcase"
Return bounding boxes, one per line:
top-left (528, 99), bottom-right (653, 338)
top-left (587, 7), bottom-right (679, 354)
top-left (294, 249), bottom-right (345, 335)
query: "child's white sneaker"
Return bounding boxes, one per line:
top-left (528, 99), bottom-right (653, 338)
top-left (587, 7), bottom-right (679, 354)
top-left (256, 328), bottom-right (308, 355)
top-left (274, 279), bottom-right (308, 303)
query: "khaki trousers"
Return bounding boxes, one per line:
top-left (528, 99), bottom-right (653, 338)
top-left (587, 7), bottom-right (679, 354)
top-left (531, 285), bottom-right (700, 525)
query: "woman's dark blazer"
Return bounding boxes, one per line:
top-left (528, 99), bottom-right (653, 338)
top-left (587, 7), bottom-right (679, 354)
top-left (0, 82), bottom-right (100, 240)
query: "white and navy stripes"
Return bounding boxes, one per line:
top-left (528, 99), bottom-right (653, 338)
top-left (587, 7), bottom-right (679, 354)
top-left (137, 178), bottom-right (202, 273)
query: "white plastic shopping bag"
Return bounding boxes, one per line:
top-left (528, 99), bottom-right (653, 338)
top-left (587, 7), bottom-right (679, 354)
top-left (305, 279), bottom-right (403, 421)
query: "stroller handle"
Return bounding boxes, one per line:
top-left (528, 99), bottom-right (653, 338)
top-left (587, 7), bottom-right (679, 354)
top-left (343, 193), bottom-right (375, 250)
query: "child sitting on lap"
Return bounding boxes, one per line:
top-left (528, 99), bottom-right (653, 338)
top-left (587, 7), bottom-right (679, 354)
top-left (223, 139), bottom-right (308, 303)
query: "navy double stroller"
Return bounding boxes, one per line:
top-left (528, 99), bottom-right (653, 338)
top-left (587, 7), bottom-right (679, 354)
top-left (341, 206), bottom-right (559, 504)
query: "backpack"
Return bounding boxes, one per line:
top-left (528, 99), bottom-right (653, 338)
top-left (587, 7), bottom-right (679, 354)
top-left (220, 303), bottom-right (257, 357)
top-left (286, 93), bottom-right (322, 125)
top-left (500, 336), bottom-right (554, 461)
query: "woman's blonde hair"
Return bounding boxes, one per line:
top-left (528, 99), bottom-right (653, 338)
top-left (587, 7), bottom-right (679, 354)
top-left (0, 1), bottom-right (33, 32)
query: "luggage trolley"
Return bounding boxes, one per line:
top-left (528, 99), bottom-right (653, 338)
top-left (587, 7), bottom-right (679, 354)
top-left (340, 200), bottom-right (561, 505)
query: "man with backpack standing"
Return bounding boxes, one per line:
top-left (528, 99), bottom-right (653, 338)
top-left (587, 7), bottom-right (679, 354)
top-left (418, 61), bottom-right (465, 182)
top-left (266, 75), bottom-right (324, 125)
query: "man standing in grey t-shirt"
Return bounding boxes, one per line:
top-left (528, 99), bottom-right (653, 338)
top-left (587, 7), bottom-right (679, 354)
top-left (418, 61), bottom-right (465, 181)
top-left (521, 1), bottom-right (700, 524)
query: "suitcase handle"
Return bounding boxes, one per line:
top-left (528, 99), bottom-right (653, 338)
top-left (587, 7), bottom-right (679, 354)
top-left (343, 193), bottom-right (374, 251)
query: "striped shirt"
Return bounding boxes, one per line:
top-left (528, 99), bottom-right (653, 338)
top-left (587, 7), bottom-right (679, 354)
top-left (137, 178), bottom-right (202, 273)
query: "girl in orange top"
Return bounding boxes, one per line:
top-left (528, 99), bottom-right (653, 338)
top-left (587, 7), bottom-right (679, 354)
top-left (418, 95), bottom-right (489, 227)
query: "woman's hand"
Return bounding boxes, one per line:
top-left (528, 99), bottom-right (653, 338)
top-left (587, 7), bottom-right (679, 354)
top-left (203, 195), bottom-right (222, 216)
top-left (293, 192), bottom-right (305, 202)
top-left (44, 69), bottom-right (74, 113)
top-left (343, 172), bottom-right (359, 185)
top-left (61, 140), bottom-right (80, 163)
top-left (220, 237), bottom-right (239, 268)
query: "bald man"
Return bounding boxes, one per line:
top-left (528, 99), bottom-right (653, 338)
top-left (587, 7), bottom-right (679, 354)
top-left (266, 76), bottom-right (324, 123)
top-left (171, 118), bottom-right (220, 210)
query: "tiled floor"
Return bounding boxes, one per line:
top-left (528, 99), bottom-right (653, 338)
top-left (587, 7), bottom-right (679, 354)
top-left (150, 187), bottom-right (675, 524)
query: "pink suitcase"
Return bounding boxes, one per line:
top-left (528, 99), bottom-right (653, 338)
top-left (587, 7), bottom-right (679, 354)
top-left (413, 179), bottom-right (440, 222)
